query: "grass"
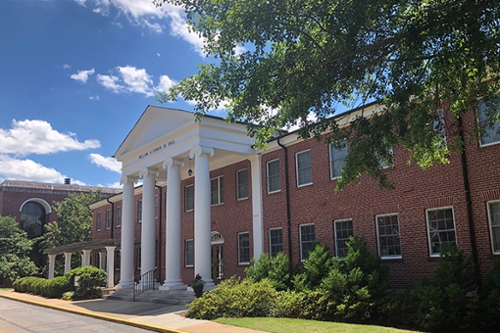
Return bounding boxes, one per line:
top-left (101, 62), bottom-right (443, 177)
top-left (215, 317), bottom-right (423, 333)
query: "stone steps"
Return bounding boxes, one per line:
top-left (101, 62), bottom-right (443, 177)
top-left (107, 288), bottom-right (196, 305)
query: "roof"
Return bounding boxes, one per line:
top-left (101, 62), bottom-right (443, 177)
top-left (0, 180), bottom-right (121, 195)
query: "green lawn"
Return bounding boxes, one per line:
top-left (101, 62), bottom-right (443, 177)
top-left (215, 317), bottom-right (423, 333)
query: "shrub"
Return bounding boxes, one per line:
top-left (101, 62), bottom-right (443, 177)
top-left (46, 276), bottom-right (72, 298)
top-left (65, 266), bottom-right (106, 299)
top-left (270, 290), bottom-right (307, 318)
top-left (479, 258), bottom-right (500, 332)
top-left (245, 252), bottom-right (292, 291)
top-left (376, 291), bottom-right (420, 328)
top-left (186, 277), bottom-right (278, 320)
top-left (416, 244), bottom-right (478, 332)
top-left (293, 243), bottom-right (333, 291)
top-left (62, 291), bottom-right (75, 300)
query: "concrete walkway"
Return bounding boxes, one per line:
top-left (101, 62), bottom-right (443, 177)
top-left (0, 289), bottom-right (268, 333)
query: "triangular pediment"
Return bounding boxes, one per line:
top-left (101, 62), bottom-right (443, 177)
top-left (114, 106), bottom-right (195, 160)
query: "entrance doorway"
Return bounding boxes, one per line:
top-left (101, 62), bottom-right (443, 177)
top-left (211, 231), bottom-right (224, 283)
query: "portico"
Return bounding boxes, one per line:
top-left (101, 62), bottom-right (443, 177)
top-left (114, 106), bottom-right (263, 290)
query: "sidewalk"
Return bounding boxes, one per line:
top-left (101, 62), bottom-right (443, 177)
top-left (0, 289), bottom-right (267, 333)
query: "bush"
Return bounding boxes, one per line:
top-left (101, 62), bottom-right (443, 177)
top-left (65, 266), bottom-right (106, 299)
top-left (62, 291), bottom-right (75, 300)
top-left (245, 252), bottom-right (292, 291)
top-left (479, 258), bottom-right (500, 332)
top-left (293, 243), bottom-right (333, 291)
top-left (376, 291), bottom-right (420, 328)
top-left (416, 244), bottom-right (478, 332)
top-left (186, 277), bottom-right (278, 320)
top-left (46, 276), bottom-right (72, 298)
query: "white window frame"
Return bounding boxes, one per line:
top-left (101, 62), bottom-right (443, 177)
top-left (296, 150), bottom-right (313, 187)
top-left (426, 206), bottom-right (457, 257)
top-left (96, 212), bottom-right (102, 231)
top-left (137, 200), bottom-right (142, 223)
top-left (477, 98), bottom-right (500, 147)
top-left (375, 213), bottom-right (402, 259)
top-left (236, 169), bottom-right (249, 200)
top-left (267, 159), bottom-right (281, 193)
top-left (185, 239), bottom-right (194, 267)
top-left (334, 219), bottom-right (353, 259)
top-left (299, 223), bottom-right (316, 261)
top-left (115, 206), bottom-right (122, 228)
top-left (185, 184), bottom-right (194, 212)
top-left (155, 195), bottom-right (159, 219)
top-left (269, 228), bottom-right (283, 257)
top-left (211, 176), bottom-right (224, 206)
top-left (330, 141), bottom-right (347, 179)
top-left (238, 232), bottom-right (250, 265)
top-left (105, 209), bottom-right (111, 230)
top-left (487, 200), bottom-right (500, 254)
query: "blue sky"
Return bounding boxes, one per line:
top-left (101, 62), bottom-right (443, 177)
top-left (0, 0), bottom-right (219, 188)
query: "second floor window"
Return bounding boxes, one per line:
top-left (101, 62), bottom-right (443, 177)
top-left (185, 184), bottom-right (194, 211)
top-left (267, 160), bottom-right (280, 193)
top-left (96, 212), bottom-right (102, 231)
top-left (115, 206), bottom-right (121, 228)
top-left (237, 169), bottom-right (248, 200)
top-left (296, 150), bottom-right (312, 186)
top-left (211, 176), bottom-right (224, 206)
top-left (105, 209), bottom-right (111, 229)
top-left (137, 200), bottom-right (142, 223)
top-left (330, 141), bottom-right (347, 179)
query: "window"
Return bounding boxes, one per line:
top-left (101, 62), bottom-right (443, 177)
top-left (376, 214), bottom-right (402, 259)
top-left (137, 247), bottom-right (141, 269)
top-left (185, 185), bottom-right (194, 211)
top-left (237, 169), bottom-right (249, 200)
top-left (211, 176), bottom-right (224, 205)
top-left (106, 209), bottom-right (111, 229)
top-left (20, 202), bottom-right (46, 238)
top-left (330, 141), bottom-right (347, 179)
top-left (185, 240), bottom-right (194, 266)
top-left (115, 206), bottom-right (122, 228)
top-left (296, 150), bottom-right (312, 186)
top-left (379, 147), bottom-right (394, 169)
top-left (238, 232), bottom-right (250, 264)
top-left (267, 159), bottom-right (281, 193)
top-left (426, 207), bottom-right (457, 256)
top-left (155, 195), bottom-right (159, 219)
top-left (269, 228), bottom-right (283, 257)
top-left (334, 219), bottom-right (353, 258)
top-left (137, 200), bottom-right (142, 223)
top-left (487, 201), bottom-right (500, 254)
top-left (478, 99), bottom-right (500, 146)
top-left (97, 212), bottom-right (102, 231)
top-left (300, 224), bottom-right (316, 261)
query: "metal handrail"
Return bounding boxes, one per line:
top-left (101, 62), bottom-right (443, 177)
top-left (133, 269), bottom-right (156, 301)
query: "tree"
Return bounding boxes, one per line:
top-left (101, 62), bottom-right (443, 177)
top-left (38, 191), bottom-right (102, 273)
top-left (0, 216), bottom-right (38, 281)
top-left (155, 0), bottom-right (500, 190)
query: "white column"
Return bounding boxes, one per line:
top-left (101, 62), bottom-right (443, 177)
top-left (48, 254), bottom-right (56, 279)
top-left (160, 158), bottom-right (185, 290)
top-left (105, 246), bottom-right (116, 288)
top-left (64, 252), bottom-right (72, 273)
top-left (82, 249), bottom-right (92, 267)
top-left (190, 146), bottom-right (214, 286)
top-left (116, 175), bottom-right (136, 290)
top-left (99, 252), bottom-right (106, 270)
top-left (250, 154), bottom-right (264, 258)
top-left (139, 167), bottom-right (158, 279)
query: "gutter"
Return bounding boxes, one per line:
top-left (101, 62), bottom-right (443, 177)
top-left (277, 137), bottom-right (294, 272)
top-left (106, 197), bottom-right (114, 239)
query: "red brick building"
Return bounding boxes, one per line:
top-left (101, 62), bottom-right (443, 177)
top-left (89, 104), bottom-right (500, 290)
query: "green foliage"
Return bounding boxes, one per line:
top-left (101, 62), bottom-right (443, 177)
top-left (416, 244), bottom-right (477, 332)
top-left (46, 276), bottom-right (72, 298)
top-left (0, 216), bottom-right (38, 281)
top-left (479, 259), bottom-right (500, 331)
top-left (65, 266), bottom-right (106, 299)
top-left (155, 0), bottom-right (500, 191)
top-left (186, 277), bottom-right (278, 320)
top-left (293, 243), bottom-right (333, 291)
top-left (38, 191), bottom-right (101, 275)
top-left (62, 291), bottom-right (75, 301)
top-left (376, 291), bottom-right (420, 328)
top-left (245, 252), bottom-right (291, 291)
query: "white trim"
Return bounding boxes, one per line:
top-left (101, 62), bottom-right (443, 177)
top-left (19, 198), bottom-right (52, 214)
top-left (477, 98), bottom-right (500, 147)
top-left (105, 209), bottom-right (112, 230)
top-left (296, 150), bottom-right (313, 187)
top-left (266, 159), bottom-right (281, 194)
top-left (184, 184), bottom-right (194, 212)
top-left (487, 200), bottom-right (500, 255)
top-left (329, 141), bottom-right (347, 180)
top-left (375, 213), bottom-right (402, 259)
top-left (333, 219), bottom-right (353, 259)
top-left (210, 176), bottom-right (224, 206)
top-left (96, 211), bottom-right (102, 232)
top-left (299, 223), bottom-right (315, 261)
top-left (237, 231), bottom-right (250, 265)
top-left (236, 168), bottom-right (249, 200)
top-left (425, 206), bottom-right (457, 257)
top-left (211, 231), bottom-right (225, 245)
top-left (115, 206), bottom-right (122, 228)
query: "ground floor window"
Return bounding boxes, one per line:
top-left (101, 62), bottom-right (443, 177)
top-left (488, 201), bottom-right (500, 253)
top-left (300, 224), bottom-right (316, 261)
top-left (238, 232), bottom-right (250, 264)
top-left (269, 228), bottom-right (283, 257)
top-left (185, 239), bottom-right (194, 267)
top-left (334, 219), bottom-right (353, 258)
top-left (376, 214), bottom-right (402, 259)
top-left (426, 207), bottom-right (456, 256)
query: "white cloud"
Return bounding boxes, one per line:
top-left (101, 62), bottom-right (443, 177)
top-left (0, 155), bottom-right (67, 183)
top-left (89, 95), bottom-right (101, 100)
top-left (97, 74), bottom-right (124, 93)
top-left (157, 52), bottom-right (161, 57)
top-left (286, 111), bottom-right (319, 131)
top-left (156, 75), bottom-right (176, 92)
top-left (0, 119), bottom-right (101, 156)
top-left (89, 153), bottom-right (121, 173)
top-left (63, 64), bottom-right (71, 69)
top-left (76, 0), bottom-right (206, 56)
top-left (70, 68), bottom-right (95, 84)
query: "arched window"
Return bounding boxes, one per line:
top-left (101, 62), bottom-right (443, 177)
top-left (21, 202), bottom-right (46, 238)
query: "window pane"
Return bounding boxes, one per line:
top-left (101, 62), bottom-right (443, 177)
top-left (489, 202), bottom-right (500, 252)
top-left (270, 228), bottom-right (283, 257)
top-left (377, 215), bottom-right (402, 258)
top-left (297, 151), bottom-right (312, 186)
top-left (268, 160), bottom-right (281, 192)
top-left (478, 99), bottom-right (500, 145)
top-left (300, 224), bottom-right (316, 260)
top-left (238, 232), bottom-right (250, 264)
top-left (237, 169), bottom-right (249, 199)
top-left (427, 208), bottom-right (456, 255)
top-left (185, 240), bottom-right (194, 266)
top-left (330, 141), bottom-right (347, 178)
top-left (334, 220), bottom-right (353, 258)
top-left (185, 185), bottom-right (194, 211)
top-left (115, 207), bottom-right (121, 227)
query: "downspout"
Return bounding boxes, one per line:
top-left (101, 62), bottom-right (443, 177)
top-left (155, 184), bottom-right (163, 284)
top-left (277, 137), bottom-right (293, 272)
top-left (457, 116), bottom-right (480, 286)
top-left (106, 197), bottom-right (114, 239)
